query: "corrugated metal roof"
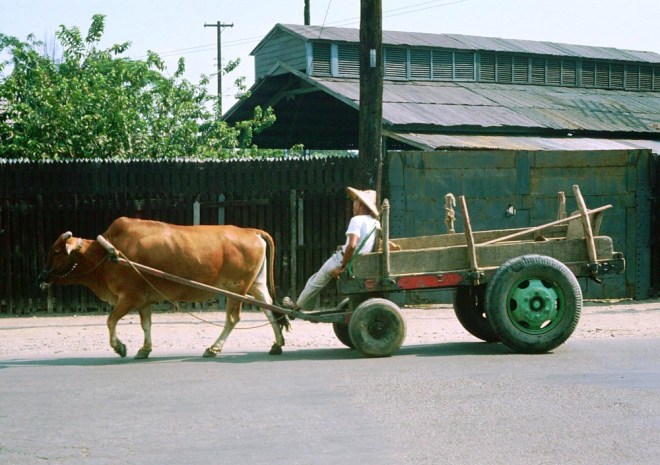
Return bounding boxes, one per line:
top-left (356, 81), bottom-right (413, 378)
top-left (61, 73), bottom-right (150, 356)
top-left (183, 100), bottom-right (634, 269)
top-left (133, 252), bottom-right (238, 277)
top-left (385, 133), bottom-right (660, 153)
top-left (264, 24), bottom-right (660, 63)
top-left (310, 76), bottom-right (660, 133)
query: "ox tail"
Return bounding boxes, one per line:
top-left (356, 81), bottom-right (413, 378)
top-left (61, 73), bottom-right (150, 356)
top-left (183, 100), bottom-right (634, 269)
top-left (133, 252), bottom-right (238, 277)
top-left (259, 230), bottom-right (290, 332)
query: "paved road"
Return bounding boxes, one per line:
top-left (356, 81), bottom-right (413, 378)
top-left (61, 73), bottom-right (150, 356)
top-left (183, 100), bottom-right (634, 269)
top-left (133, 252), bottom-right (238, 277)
top-left (2, 336), bottom-right (659, 465)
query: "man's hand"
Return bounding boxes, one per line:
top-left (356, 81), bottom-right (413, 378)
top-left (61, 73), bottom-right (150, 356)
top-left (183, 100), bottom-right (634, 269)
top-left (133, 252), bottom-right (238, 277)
top-left (331, 266), bottom-right (344, 279)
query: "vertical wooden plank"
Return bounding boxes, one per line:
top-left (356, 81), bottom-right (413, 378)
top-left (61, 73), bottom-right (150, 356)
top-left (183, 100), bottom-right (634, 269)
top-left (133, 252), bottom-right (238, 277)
top-left (459, 196), bottom-right (480, 283)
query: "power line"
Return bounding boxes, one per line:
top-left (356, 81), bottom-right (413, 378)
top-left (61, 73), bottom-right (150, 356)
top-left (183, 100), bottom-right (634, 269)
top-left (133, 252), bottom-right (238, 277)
top-left (131, 1), bottom-right (472, 64)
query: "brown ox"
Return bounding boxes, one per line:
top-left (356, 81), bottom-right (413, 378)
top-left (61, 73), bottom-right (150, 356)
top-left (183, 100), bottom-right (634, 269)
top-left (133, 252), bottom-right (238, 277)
top-left (39, 217), bottom-right (289, 359)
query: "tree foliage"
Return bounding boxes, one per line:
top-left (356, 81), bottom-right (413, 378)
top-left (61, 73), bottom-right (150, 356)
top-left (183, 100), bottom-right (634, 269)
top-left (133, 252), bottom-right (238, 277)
top-left (0, 14), bottom-right (275, 160)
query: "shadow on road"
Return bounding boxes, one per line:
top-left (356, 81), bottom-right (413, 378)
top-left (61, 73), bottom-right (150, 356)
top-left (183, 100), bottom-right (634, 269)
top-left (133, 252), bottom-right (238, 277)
top-left (0, 341), bottom-right (519, 368)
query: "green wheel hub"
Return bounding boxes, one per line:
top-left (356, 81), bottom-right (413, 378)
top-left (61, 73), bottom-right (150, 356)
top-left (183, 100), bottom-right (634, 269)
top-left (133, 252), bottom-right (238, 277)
top-left (507, 278), bottom-right (564, 334)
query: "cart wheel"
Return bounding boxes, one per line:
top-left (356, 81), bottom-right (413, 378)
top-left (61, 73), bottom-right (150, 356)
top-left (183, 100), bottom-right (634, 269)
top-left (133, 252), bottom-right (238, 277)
top-left (349, 298), bottom-right (406, 357)
top-left (485, 254), bottom-right (582, 354)
top-left (453, 285), bottom-right (500, 343)
top-left (332, 298), bottom-right (354, 348)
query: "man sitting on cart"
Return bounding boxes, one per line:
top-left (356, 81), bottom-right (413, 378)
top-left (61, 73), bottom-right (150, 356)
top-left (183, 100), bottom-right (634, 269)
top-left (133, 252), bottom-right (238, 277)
top-left (283, 187), bottom-right (380, 310)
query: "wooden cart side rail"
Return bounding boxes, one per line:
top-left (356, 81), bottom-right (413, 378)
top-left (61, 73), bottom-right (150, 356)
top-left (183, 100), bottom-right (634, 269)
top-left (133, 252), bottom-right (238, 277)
top-left (340, 254), bottom-right (624, 295)
top-left (388, 225), bottom-right (570, 251)
top-left (351, 236), bottom-right (616, 279)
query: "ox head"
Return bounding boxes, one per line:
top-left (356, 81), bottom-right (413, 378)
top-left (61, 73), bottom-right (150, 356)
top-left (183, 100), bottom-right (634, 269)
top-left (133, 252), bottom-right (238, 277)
top-left (39, 231), bottom-right (82, 289)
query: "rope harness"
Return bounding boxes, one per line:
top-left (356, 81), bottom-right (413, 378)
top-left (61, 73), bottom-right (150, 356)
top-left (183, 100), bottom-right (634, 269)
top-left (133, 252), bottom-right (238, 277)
top-left (115, 249), bottom-right (279, 331)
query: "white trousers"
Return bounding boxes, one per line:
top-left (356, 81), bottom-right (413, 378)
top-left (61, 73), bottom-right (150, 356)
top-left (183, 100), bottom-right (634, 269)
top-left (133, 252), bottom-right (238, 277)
top-left (295, 251), bottom-right (343, 310)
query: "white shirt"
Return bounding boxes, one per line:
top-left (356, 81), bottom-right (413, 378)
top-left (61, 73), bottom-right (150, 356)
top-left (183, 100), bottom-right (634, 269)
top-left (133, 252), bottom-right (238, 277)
top-left (342, 215), bottom-right (380, 255)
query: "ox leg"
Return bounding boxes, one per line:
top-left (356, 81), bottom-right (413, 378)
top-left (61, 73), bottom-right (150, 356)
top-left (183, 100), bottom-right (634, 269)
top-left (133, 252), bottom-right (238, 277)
top-left (203, 298), bottom-right (242, 357)
top-left (107, 299), bottom-right (134, 358)
top-left (135, 304), bottom-right (153, 359)
top-left (250, 282), bottom-right (285, 355)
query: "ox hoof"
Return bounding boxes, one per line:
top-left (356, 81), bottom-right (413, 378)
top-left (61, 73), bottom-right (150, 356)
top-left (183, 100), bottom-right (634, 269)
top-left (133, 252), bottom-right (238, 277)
top-left (135, 348), bottom-right (152, 359)
top-left (114, 341), bottom-right (127, 358)
top-left (203, 347), bottom-right (219, 358)
top-left (269, 344), bottom-right (283, 355)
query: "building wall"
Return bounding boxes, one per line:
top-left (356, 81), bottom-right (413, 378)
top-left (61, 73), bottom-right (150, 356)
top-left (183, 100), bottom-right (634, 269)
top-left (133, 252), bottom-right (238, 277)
top-left (254, 29), bottom-right (308, 79)
top-left (387, 148), bottom-right (654, 300)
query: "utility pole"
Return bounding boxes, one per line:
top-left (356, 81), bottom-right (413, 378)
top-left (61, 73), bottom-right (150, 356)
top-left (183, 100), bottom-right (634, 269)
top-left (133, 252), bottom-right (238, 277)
top-left (359, 0), bottom-right (383, 190)
top-left (304, 0), bottom-right (311, 25)
top-left (204, 20), bottom-right (234, 116)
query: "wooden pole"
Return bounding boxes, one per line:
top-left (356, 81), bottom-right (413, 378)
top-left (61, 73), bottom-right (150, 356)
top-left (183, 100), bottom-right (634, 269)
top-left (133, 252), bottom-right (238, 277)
top-left (481, 204), bottom-right (612, 246)
top-left (573, 184), bottom-right (598, 267)
top-left (304, 0), bottom-right (311, 25)
top-left (359, 0), bottom-right (383, 188)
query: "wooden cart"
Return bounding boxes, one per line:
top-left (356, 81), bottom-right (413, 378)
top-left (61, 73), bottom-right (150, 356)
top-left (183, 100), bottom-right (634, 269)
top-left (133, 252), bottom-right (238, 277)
top-left (334, 185), bottom-right (624, 357)
top-left (98, 185), bottom-right (624, 358)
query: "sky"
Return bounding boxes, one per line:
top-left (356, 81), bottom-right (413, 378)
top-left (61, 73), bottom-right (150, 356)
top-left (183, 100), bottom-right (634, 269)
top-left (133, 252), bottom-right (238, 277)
top-left (2, 0), bottom-right (659, 113)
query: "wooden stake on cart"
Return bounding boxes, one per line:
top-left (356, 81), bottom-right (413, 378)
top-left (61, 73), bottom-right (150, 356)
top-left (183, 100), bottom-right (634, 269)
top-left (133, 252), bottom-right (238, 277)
top-left (557, 191), bottom-right (566, 220)
top-left (459, 196), bottom-right (480, 284)
top-left (572, 184), bottom-right (599, 272)
top-left (381, 199), bottom-right (391, 279)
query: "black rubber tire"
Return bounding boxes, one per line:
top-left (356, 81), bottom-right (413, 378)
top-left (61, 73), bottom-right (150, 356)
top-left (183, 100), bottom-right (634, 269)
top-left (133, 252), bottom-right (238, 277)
top-left (348, 298), bottom-right (406, 357)
top-left (485, 254), bottom-right (582, 354)
top-left (332, 298), bottom-right (354, 348)
top-left (453, 285), bottom-right (500, 342)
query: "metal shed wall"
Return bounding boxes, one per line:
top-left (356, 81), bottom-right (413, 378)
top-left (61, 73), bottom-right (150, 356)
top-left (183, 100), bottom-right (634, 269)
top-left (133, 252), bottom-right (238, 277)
top-left (387, 149), bottom-right (653, 300)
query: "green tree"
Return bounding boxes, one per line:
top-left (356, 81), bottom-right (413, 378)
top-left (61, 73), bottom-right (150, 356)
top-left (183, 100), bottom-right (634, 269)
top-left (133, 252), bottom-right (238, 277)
top-left (0, 14), bottom-right (275, 160)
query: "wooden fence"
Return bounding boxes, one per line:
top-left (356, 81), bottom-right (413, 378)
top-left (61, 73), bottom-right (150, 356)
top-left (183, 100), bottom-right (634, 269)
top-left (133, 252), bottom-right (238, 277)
top-left (0, 157), bottom-right (359, 314)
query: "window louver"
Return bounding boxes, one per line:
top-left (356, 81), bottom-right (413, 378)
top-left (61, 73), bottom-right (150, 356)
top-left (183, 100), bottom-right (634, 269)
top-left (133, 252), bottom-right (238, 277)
top-left (433, 50), bottom-right (453, 79)
top-left (547, 58), bottom-right (561, 85)
top-left (497, 54), bottom-right (513, 83)
top-left (513, 56), bottom-right (529, 83)
top-left (596, 62), bottom-right (610, 87)
top-left (582, 61), bottom-right (596, 87)
top-left (531, 58), bottom-right (545, 84)
top-left (455, 52), bottom-right (475, 80)
top-left (625, 65), bottom-right (640, 90)
top-left (312, 42), bottom-right (331, 76)
top-left (410, 49), bottom-right (431, 79)
top-left (385, 47), bottom-right (407, 79)
top-left (654, 67), bottom-right (660, 91)
top-left (639, 66), bottom-right (652, 90)
top-left (337, 44), bottom-right (360, 76)
top-left (562, 60), bottom-right (577, 86)
top-left (610, 63), bottom-right (624, 88)
top-left (480, 53), bottom-right (496, 81)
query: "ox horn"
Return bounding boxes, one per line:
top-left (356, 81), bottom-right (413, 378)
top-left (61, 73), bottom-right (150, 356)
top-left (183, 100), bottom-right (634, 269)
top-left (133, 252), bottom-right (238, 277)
top-left (61, 231), bottom-right (73, 241)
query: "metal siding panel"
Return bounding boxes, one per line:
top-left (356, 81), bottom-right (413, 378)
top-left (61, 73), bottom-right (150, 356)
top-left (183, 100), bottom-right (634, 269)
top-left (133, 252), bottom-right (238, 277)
top-left (386, 148), bottom-right (647, 299)
top-left (530, 167), bottom-right (628, 195)
top-left (419, 151), bottom-right (515, 169)
top-left (533, 150), bottom-right (630, 168)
